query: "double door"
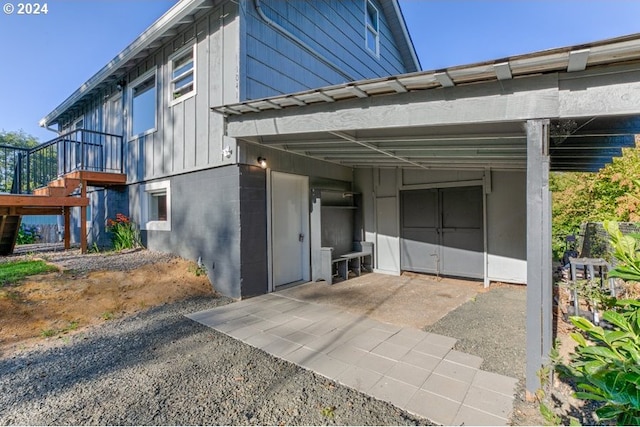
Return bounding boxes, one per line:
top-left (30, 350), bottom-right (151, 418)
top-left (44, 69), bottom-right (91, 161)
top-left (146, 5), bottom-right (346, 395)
top-left (400, 186), bottom-right (483, 279)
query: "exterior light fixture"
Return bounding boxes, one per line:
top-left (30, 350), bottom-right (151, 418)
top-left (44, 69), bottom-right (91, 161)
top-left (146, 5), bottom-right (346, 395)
top-left (222, 146), bottom-right (232, 159)
top-left (257, 157), bottom-right (267, 169)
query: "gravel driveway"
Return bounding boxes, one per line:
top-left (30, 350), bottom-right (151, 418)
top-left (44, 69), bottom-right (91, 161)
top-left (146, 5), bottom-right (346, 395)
top-left (0, 295), bottom-right (430, 425)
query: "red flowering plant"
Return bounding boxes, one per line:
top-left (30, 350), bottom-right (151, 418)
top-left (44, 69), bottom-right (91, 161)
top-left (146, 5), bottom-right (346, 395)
top-left (106, 213), bottom-right (141, 250)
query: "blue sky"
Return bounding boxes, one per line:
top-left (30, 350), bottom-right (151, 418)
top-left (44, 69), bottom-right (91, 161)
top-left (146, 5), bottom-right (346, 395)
top-left (1, 0), bottom-right (640, 142)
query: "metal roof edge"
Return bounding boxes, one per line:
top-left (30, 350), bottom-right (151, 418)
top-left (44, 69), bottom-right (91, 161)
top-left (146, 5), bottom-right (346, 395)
top-left (390, 0), bottom-right (421, 72)
top-left (212, 32), bottom-right (640, 116)
top-left (39, 0), bottom-right (212, 129)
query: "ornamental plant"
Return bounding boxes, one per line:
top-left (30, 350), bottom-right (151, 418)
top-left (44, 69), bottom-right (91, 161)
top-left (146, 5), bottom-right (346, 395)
top-left (560, 301), bottom-right (640, 425)
top-left (556, 221), bottom-right (640, 425)
top-left (16, 224), bottom-right (39, 245)
top-left (106, 213), bottom-right (141, 250)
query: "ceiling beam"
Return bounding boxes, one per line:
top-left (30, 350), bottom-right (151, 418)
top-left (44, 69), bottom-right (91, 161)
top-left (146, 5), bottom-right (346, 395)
top-left (329, 131), bottom-right (428, 169)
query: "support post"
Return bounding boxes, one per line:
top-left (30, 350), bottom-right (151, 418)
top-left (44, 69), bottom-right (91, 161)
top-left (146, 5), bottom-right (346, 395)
top-left (525, 119), bottom-right (553, 395)
top-left (80, 181), bottom-right (87, 254)
top-left (63, 207), bottom-right (70, 250)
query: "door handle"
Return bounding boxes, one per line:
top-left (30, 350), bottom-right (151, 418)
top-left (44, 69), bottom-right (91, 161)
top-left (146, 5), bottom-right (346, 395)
top-left (299, 233), bottom-right (305, 242)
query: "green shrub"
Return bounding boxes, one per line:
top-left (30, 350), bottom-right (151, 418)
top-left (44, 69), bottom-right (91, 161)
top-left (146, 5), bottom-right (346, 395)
top-left (559, 301), bottom-right (640, 425)
top-left (106, 213), bottom-right (141, 251)
top-left (556, 221), bottom-right (640, 425)
top-left (16, 224), bottom-right (39, 245)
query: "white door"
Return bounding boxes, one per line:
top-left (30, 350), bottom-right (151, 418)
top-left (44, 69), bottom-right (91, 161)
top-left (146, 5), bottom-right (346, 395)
top-left (271, 172), bottom-right (310, 287)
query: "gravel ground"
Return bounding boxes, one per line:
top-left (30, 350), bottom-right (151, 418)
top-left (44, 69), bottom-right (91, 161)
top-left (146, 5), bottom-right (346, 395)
top-left (0, 249), bottom-right (547, 425)
top-left (425, 285), bottom-right (527, 379)
top-left (42, 249), bottom-right (178, 272)
top-left (0, 294), bottom-right (431, 425)
top-left (425, 284), bottom-right (547, 425)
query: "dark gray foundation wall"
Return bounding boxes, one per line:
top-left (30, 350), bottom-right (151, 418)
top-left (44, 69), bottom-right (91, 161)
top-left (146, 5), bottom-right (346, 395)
top-left (238, 164), bottom-right (268, 297)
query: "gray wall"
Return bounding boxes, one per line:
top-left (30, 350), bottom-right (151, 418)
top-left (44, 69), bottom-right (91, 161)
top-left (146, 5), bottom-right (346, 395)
top-left (58, 1), bottom-right (240, 184)
top-left (132, 166), bottom-right (243, 298)
top-left (240, 0), bottom-right (411, 100)
top-left (354, 167), bottom-right (527, 283)
top-left (239, 164), bottom-right (268, 297)
top-left (88, 187), bottom-right (130, 249)
top-left (237, 140), bottom-right (352, 181)
top-left (486, 171), bottom-right (527, 283)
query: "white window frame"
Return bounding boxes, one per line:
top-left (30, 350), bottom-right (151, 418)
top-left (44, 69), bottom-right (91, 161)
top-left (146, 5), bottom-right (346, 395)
top-left (141, 180), bottom-right (171, 231)
top-left (127, 67), bottom-right (157, 140)
top-left (169, 44), bottom-right (196, 105)
top-left (365, 0), bottom-right (380, 57)
top-left (73, 116), bottom-right (84, 130)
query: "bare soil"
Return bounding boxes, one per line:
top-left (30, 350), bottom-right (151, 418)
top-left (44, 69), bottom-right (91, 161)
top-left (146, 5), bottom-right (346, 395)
top-left (0, 252), bottom-right (214, 358)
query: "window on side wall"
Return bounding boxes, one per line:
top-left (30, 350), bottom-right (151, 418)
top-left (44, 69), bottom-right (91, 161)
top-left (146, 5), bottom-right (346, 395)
top-left (141, 180), bottom-right (171, 231)
top-left (365, 0), bottom-right (379, 57)
top-left (129, 68), bottom-right (157, 139)
top-left (169, 44), bottom-right (195, 104)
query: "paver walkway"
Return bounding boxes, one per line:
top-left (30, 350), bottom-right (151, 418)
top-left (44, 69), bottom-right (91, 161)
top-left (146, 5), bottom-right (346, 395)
top-left (187, 293), bottom-right (518, 425)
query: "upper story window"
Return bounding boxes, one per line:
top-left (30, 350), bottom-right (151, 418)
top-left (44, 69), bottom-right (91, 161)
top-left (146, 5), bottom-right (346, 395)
top-left (169, 44), bottom-right (195, 104)
top-left (129, 68), bottom-right (157, 139)
top-left (365, 0), bottom-right (379, 56)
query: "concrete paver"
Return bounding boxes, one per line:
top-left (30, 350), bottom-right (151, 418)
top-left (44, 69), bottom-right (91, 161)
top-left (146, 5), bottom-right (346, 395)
top-left (187, 292), bottom-right (517, 425)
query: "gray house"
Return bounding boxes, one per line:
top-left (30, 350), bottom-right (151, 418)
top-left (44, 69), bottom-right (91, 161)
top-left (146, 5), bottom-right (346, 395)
top-left (14, 0), bottom-right (639, 394)
top-left (213, 33), bottom-right (640, 393)
top-left (36, 0), bottom-right (419, 298)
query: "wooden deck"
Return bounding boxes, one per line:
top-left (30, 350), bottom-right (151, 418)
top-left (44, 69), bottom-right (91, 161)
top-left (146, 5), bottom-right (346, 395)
top-left (0, 171), bottom-right (126, 254)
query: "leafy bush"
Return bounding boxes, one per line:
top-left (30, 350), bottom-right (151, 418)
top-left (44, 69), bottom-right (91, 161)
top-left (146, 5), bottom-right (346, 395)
top-left (106, 213), bottom-right (141, 251)
top-left (551, 144), bottom-right (640, 260)
top-left (557, 221), bottom-right (640, 425)
top-left (603, 220), bottom-right (640, 281)
top-left (559, 300), bottom-right (640, 425)
top-left (16, 224), bottom-right (40, 245)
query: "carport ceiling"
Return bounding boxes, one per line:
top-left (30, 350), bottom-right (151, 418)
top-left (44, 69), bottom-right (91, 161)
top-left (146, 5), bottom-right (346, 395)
top-left (238, 117), bottom-right (638, 172)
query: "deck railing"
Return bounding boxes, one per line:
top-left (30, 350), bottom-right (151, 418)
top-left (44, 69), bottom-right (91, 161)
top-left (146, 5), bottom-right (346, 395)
top-left (0, 145), bottom-right (29, 193)
top-left (2, 130), bottom-right (123, 194)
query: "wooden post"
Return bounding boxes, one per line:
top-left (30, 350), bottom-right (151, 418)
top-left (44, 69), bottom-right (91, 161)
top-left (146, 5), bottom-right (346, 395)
top-left (63, 207), bottom-right (70, 250)
top-left (80, 181), bottom-right (87, 254)
top-left (525, 119), bottom-right (552, 396)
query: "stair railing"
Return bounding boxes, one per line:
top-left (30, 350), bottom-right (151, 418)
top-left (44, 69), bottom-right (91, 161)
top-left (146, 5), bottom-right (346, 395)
top-left (4, 130), bottom-right (123, 194)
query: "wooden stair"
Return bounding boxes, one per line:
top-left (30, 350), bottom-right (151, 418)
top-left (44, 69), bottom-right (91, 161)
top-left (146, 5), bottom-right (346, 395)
top-left (0, 215), bottom-right (21, 255)
top-left (33, 177), bottom-right (81, 197)
top-left (0, 171), bottom-right (127, 255)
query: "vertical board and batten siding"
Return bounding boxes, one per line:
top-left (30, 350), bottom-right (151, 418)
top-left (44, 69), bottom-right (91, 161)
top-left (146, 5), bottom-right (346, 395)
top-left (58, 2), bottom-right (240, 185)
top-left (241, 0), bottom-right (408, 100)
top-left (128, 1), bottom-right (239, 184)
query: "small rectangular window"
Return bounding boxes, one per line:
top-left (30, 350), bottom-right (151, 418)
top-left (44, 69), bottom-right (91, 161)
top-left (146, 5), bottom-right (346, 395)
top-left (365, 0), bottom-right (379, 56)
top-left (170, 45), bottom-right (195, 103)
top-left (141, 180), bottom-right (171, 231)
top-left (150, 191), bottom-right (167, 221)
top-left (129, 69), bottom-right (157, 138)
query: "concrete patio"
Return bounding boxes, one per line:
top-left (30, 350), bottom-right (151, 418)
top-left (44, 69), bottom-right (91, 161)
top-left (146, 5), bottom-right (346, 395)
top-left (187, 278), bottom-right (518, 425)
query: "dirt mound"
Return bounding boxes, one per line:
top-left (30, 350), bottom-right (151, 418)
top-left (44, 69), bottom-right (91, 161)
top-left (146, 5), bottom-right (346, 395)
top-left (0, 254), bottom-right (214, 357)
